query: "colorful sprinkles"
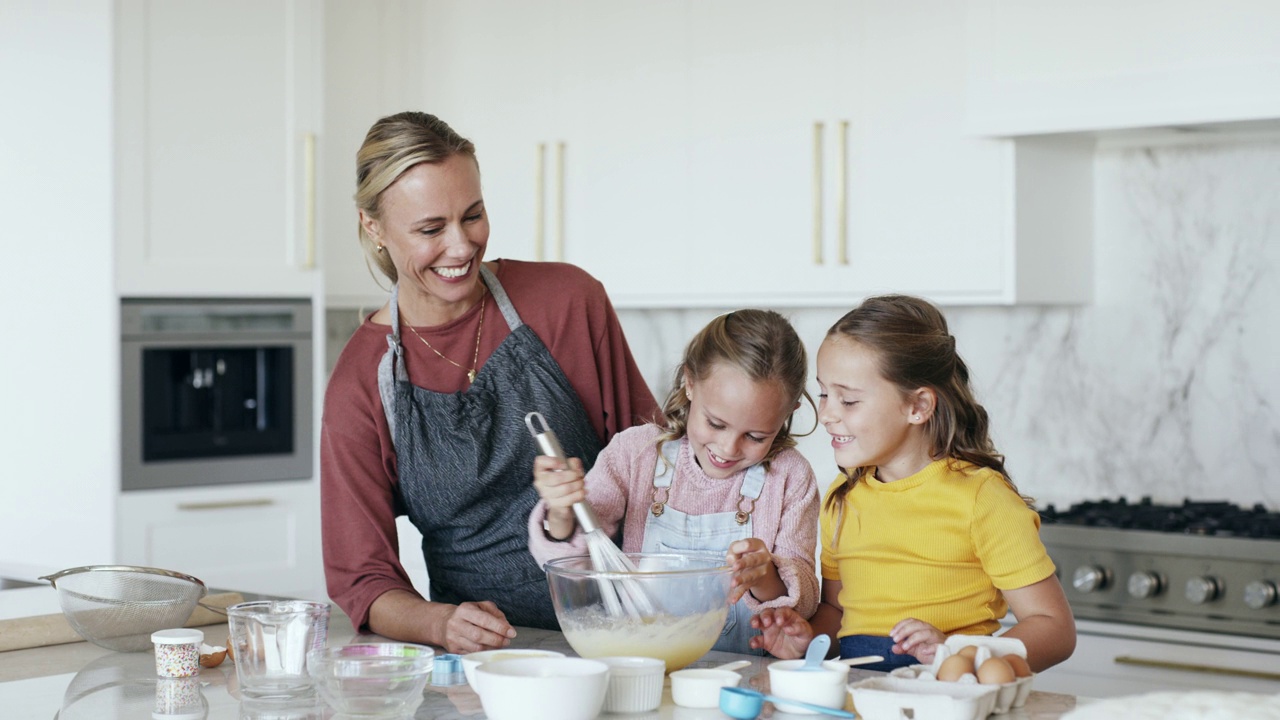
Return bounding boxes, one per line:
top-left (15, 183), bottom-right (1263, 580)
top-left (151, 628), bottom-right (204, 678)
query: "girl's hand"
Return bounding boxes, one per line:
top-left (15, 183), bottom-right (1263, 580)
top-left (532, 455), bottom-right (584, 538)
top-left (890, 617), bottom-right (946, 664)
top-left (749, 607), bottom-right (813, 659)
top-left (725, 538), bottom-right (780, 604)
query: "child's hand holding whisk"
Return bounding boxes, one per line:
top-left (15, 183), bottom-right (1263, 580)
top-left (725, 538), bottom-right (785, 604)
top-left (532, 455), bottom-right (587, 540)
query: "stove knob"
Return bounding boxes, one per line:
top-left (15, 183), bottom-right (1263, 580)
top-left (1127, 571), bottom-right (1164, 599)
top-left (1185, 576), bottom-right (1222, 604)
top-left (1243, 581), bottom-right (1277, 610)
top-left (1072, 565), bottom-right (1110, 593)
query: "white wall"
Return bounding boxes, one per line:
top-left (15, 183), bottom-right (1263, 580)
top-left (0, 0), bottom-right (117, 572)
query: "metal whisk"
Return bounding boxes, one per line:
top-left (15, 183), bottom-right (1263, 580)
top-left (526, 412), bottom-right (656, 618)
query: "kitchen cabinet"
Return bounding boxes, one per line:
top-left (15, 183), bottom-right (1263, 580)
top-left (966, 0), bottom-right (1280, 136)
top-left (394, 1), bottom-right (1091, 306)
top-left (115, 0), bottom-right (322, 298)
top-left (323, 0), bottom-right (1089, 307)
top-left (116, 481), bottom-right (324, 601)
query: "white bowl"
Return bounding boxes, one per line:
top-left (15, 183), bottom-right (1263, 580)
top-left (472, 657), bottom-right (609, 720)
top-left (767, 659), bottom-right (850, 714)
top-left (598, 656), bottom-right (666, 713)
top-left (669, 668), bottom-right (742, 708)
top-left (458, 648), bottom-right (566, 686)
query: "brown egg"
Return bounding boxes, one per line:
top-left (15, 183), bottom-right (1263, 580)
top-left (955, 644), bottom-right (980, 660)
top-left (935, 654), bottom-right (976, 682)
top-left (976, 656), bottom-right (1016, 685)
top-left (1004, 654), bottom-right (1033, 678)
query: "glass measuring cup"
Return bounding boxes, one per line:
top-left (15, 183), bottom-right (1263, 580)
top-left (227, 600), bottom-right (330, 700)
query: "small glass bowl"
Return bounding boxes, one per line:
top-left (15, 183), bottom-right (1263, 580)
top-left (307, 643), bottom-right (434, 718)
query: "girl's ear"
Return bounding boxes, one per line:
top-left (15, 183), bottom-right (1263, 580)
top-left (908, 387), bottom-right (937, 424)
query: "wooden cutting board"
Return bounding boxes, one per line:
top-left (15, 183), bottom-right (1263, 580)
top-left (0, 589), bottom-right (243, 652)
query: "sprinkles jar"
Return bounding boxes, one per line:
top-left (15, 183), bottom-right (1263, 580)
top-left (152, 629), bottom-right (204, 678)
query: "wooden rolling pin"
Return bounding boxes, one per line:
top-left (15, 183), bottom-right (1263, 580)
top-left (0, 591), bottom-right (243, 653)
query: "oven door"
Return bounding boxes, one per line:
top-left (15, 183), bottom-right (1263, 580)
top-left (1030, 618), bottom-right (1280, 698)
top-left (120, 299), bottom-right (313, 490)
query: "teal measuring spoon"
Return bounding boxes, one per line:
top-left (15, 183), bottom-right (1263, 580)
top-left (719, 686), bottom-right (856, 719)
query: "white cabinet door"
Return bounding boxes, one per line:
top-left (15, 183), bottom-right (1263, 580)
top-left (673, 0), bottom-right (855, 308)
top-left (418, 0), bottom-right (559, 266)
top-left (116, 0), bottom-right (320, 298)
top-left (967, 0), bottom-right (1280, 135)
top-left (554, 0), bottom-right (694, 304)
top-left (116, 481), bottom-right (324, 601)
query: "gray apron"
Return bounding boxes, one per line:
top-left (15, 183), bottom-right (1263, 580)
top-left (377, 266), bottom-right (602, 630)
top-left (640, 440), bottom-right (767, 655)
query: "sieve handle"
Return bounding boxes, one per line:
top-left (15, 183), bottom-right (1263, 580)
top-left (524, 411), bottom-right (601, 534)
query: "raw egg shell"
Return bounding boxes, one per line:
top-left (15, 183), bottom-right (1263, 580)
top-left (976, 656), bottom-right (1016, 685)
top-left (955, 645), bottom-right (980, 660)
top-left (1004, 654), bottom-right (1033, 677)
top-left (936, 654), bottom-right (976, 682)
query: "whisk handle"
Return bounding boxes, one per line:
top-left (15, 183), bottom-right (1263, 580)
top-left (525, 411), bottom-right (601, 534)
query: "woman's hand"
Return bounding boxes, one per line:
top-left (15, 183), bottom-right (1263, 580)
top-left (725, 538), bottom-right (784, 604)
top-left (434, 600), bottom-right (517, 655)
top-left (749, 607), bottom-right (813, 659)
top-left (889, 617), bottom-right (946, 664)
top-left (532, 455), bottom-right (585, 540)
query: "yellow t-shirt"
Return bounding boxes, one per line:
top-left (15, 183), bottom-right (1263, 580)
top-left (819, 459), bottom-right (1056, 638)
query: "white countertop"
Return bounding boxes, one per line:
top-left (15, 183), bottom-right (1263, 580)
top-left (0, 592), bottom-right (1082, 719)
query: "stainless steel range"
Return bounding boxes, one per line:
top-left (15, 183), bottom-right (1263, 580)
top-left (1040, 497), bottom-right (1280, 639)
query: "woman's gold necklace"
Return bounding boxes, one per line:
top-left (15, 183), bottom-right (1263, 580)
top-left (403, 289), bottom-right (486, 384)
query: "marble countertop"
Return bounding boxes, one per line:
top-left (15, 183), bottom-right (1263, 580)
top-left (0, 602), bottom-right (1081, 719)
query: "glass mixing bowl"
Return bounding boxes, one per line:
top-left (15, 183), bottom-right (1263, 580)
top-left (545, 552), bottom-right (733, 671)
top-left (307, 643), bottom-right (434, 717)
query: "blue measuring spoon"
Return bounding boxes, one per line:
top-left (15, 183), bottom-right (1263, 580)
top-left (719, 686), bottom-right (856, 719)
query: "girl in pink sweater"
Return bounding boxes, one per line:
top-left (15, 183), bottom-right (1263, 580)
top-left (527, 309), bottom-right (820, 654)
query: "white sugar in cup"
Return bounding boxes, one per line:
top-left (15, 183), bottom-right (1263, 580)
top-left (151, 629), bottom-right (204, 678)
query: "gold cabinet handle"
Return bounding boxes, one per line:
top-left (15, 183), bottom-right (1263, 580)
top-left (303, 133), bottom-right (316, 269)
top-left (812, 122), bottom-right (824, 265)
top-left (554, 141), bottom-right (565, 261)
top-left (177, 499), bottom-right (276, 511)
top-left (836, 120), bottom-right (849, 265)
top-left (535, 143), bottom-right (546, 262)
top-left (1114, 655), bottom-right (1280, 681)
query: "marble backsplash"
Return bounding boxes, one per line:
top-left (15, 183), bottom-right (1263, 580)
top-left (326, 139), bottom-right (1280, 511)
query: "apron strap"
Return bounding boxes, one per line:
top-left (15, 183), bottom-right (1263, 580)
top-left (649, 439), bottom-right (767, 521)
top-left (480, 264), bottom-right (523, 332)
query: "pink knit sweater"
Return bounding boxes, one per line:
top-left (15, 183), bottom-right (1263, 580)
top-left (527, 424), bottom-right (820, 616)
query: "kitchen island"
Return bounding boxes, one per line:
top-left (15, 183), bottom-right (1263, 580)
top-left (0, 600), bottom-right (1080, 719)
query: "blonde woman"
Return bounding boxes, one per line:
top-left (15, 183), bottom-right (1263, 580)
top-left (322, 112), bottom-right (657, 654)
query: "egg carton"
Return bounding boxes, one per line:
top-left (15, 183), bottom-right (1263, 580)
top-left (887, 635), bottom-right (1034, 714)
top-left (849, 676), bottom-right (999, 720)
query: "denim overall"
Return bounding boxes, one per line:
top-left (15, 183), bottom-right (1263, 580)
top-left (639, 440), bottom-right (766, 655)
top-left (377, 266), bottom-right (602, 630)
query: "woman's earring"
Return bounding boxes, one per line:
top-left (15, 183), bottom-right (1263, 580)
top-left (685, 390), bottom-right (692, 401)
top-left (376, 244), bottom-right (385, 253)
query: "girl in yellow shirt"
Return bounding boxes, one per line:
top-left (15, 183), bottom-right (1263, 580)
top-left (751, 295), bottom-right (1076, 673)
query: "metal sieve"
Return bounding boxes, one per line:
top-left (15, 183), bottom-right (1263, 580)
top-left (40, 565), bottom-right (208, 652)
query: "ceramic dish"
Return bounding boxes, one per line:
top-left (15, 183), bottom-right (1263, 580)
top-left (458, 648), bottom-right (565, 686)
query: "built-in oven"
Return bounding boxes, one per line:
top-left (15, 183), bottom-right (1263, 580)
top-left (121, 298), bottom-right (313, 491)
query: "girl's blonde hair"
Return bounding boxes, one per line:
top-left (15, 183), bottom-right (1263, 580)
top-left (656, 309), bottom-right (814, 470)
top-left (354, 111), bottom-right (477, 283)
top-left (822, 295), bottom-right (1030, 516)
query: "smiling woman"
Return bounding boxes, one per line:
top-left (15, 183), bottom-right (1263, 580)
top-left (320, 111), bottom-right (659, 655)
